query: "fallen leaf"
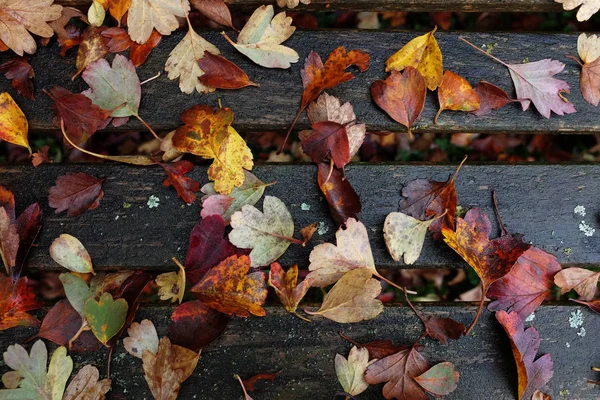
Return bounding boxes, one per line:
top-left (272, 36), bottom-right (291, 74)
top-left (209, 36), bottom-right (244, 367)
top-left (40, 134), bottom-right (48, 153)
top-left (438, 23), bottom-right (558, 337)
top-left (191, 254), bottom-right (267, 317)
top-left (339, 332), bottom-right (406, 359)
top-left (63, 364), bottom-right (111, 400)
top-left (127, 0), bottom-right (189, 44)
top-left (191, 0), bottom-right (235, 30)
top-left (229, 196), bottom-right (298, 267)
top-left (123, 319), bottom-right (160, 359)
top-left (0, 56), bottom-right (34, 99)
top-left (300, 222), bottom-right (318, 244)
top-left (48, 172), bottom-right (105, 217)
top-left (173, 105), bottom-right (253, 194)
top-left (0, 275), bottom-right (40, 330)
top-left (371, 67), bottom-right (426, 137)
top-left (222, 5), bottom-right (298, 69)
top-left (532, 390), bottom-right (552, 400)
top-left (102, 27), bottom-right (161, 67)
top-left (197, 51), bottom-right (259, 89)
top-left (268, 263), bottom-right (313, 320)
top-left (47, 7), bottom-right (85, 45)
top-left (570, 33), bottom-right (600, 106)
top-left (572, 298), bottom-right (600, 313)
top-left (302, 121), bottom-right (350, 168)
top-left (335, 346), bottom-right (373, 396)
top-left (434, 70), bottom-right (480, 123)
top-left (84, 292), bottom-right (128, 345)
top-left (235, 374), bottom-right (254, 400)
top-left (555, 0), bottom-right (600, 21)
top-left (0, 0), bottom-right (63, 55)
top-left (0, 208), bottom-right (18, 277)
top-left (155, 258), bottom-right (186, 304)
top-left (168, 300), bottom-right (230, 351)
top-left (73, 27), bottom-right (109, 79)
top-left (242, 370), bottom-right (282, 392)
top-left (32, 146), bottom-right (51, 167)
top-left (50, 234), bottom-right (94, 274)
top-left (277, 0), bottom-right (311, 7)
top-left (160, 130), bottom-right (184, 161)
top-left (164, 25), bottom-right (220, 95)
top-left (60, 272), bottom-right (93, 317)
top-left (383, 212), bottom-right (438, 265)
top-left (0, 92), bottom-right (30, 153)
top-left (414, 362), bottom-right (460, 396)
top-left (159, 161), bottom-right (200, 205)
top-left (472, 81), bottom-right (520, 116)
top-left (496, 310), bottom-right (554, 400)
top-left (108, 0), bottom-right (130, 25)
top-left (87, 0), bottom-right (106, 27)
top-left (554, 267), bottom-right (599, 301)
top-left (317, 162), bottom-right (361, 227)
top-left (305, 267), bottom-right (383, 323)
top-left (385, 27), bottom-right (443, 91)
top-left (11, 201), bottom-right (41, 281)
top-left (488, 247), bottom-right (562, 320)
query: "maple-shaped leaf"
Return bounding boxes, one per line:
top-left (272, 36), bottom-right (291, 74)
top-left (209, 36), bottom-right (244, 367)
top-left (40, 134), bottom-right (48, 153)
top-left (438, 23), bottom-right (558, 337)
top-left (0, 56), bottom-right (34, 100)
top-left (172, 105), bottom-right (253, 195)
top-left (317, 162), bottom-right (361, 227)
top-left (32, 146), bottom-right (52, 167)
top-left (461, 37), bottom-right (576, 118)
top-left (102, 27), bottom-right (161, 67)
top-left (0, 0), bottom-right (63, 55)
top-left (385, 27), bottom-right (443, 91)
top-left (48, 172), bottom-right (105, 217)
top-left (472, 81), bottom-right (522, 116)
top-left (73, 26), bottom-right (109, 79)
top-left (414, 362), bottom-right (460, 396)
top-left (229, 196), bottom-right (299, 267)
top-left (371, 67), bottom-right (426, 137)
top-left (127, 0), bottom-right (189, 44)
top-left (159, 161), bottom-right (200, 205)
top-left (335, 346), bottom-right (374, 397)
top-left (302, 121), bottom-right (350, 168)
top-left (569, 33), bottom-right (600, 106)
top-left (282, 47), bottom-right (370, 151)
top-left (1, 340), bottom-right (73, 399)
top-left (554, 267), bottom-right (600, 301)
top-left (222, 5), bottom-right (298, 69)
top-left (434, 70), bottom-right (480, 123)
top-left (268, 263), bottom-right (313, 321)
top-left (168, 300), bottom-right (230, 351)
top-left (442, 207), bottom-right (530, 334)
top-left (191, 0), bottom-right (235, 30)
top-left (50, 234), bottom-right (94, 274)
top-left (555, 0), bottom-right (600, 21)
top-left (63, 364), bottom-right (111, 400)
top-left (156, 258), bottom-right (186, 304)
top-left (383, 212), bottom-right (438, 265)
top-left (0, 92), bottom-right (30, 153)
top-left (197, 51), bottom-right (259, 89)
top-left (191, 254), bottom-right (267, 317)
top-left (306, 267), bottom-right (383, 323)
top-left (0, 275), bottom-right (41, 330)
top-left (165, 25), bottom-right (220, 95)
top-left (44, 86), bottom-right (111, 145)
top-left (496, 310), bottom-right (554, 400)
top-left (488, 247), bottom-right (562, 320)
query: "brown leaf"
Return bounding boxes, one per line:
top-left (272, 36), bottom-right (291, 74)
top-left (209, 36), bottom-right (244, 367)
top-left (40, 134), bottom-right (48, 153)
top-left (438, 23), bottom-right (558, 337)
top-left (159, 161), bottom-right (200, 205)
top-left (317, 162), bottom-right (361, 227)
top-left (434, 70), bottom-right (480, 123)
top-left (63, 364), bottom-right (111, 400)
top-left (198, 51), bottom-right (259, 89)
top-left (300, 222), bottom-right (318, 244)
top-left (32, 146), bottom-right (52, 167)
top-left (48, 172), bottom-right (105, 217)
top-left (268, 263), bottom-right (312, 320)
top-left (0, 56), bottom-right (34, 100)
top-left (302, 121), bottom-right (350, 168)
top-left (191, 0), bottom-right (235, 30)
top-left (101, 27), bottom-right (133, 53)
top-left (74, 27), bottom-right (109, 80)
top-left (554, 267), bottom-right (600, 301)
top-left (571, 298), bottom-right (600, 313)
top-left (472, 81), bottom-right (520, 116)
top-left (339, 332), bottom-right (406, 360)
top-left (570, 33), bottom-right (600, 106)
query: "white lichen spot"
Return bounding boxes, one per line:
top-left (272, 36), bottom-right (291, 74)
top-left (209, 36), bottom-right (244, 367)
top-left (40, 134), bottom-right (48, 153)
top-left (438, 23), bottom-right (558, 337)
top-left (578, 327), bottom-right (586, 337)
top-left (317, 221), bottom-right (329, 235)
top-left (579, 220), bottom-right (595, 237)
top-left (574, 205), bottom-right (586, 216)
top-left (569, 309), bottom-right (584, 328)
top-left (301, 203), bottom-right (311, 211)
top-left (566, 342), bottom-right (570, 348)
top-left (115, 215), bottom-right (119, 220)
top-left (147, 195), bottom-right (160, 208)
top-left (525, 313), bottom-right (535, 322)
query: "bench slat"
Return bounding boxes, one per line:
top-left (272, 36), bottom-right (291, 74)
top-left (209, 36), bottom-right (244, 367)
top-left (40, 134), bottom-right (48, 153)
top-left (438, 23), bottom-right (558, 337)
top-left (1, 163), bottom-right (596, 271)
top-left (0, 31), bottom-right (596, 135)
top-left (1, 304), bottom-right (596, 399)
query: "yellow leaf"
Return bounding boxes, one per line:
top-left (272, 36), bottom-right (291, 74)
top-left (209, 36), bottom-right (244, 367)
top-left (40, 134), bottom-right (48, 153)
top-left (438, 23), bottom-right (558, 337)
top-left (87, 0), bottom-right (106, 27)
top-left (385, 27), bottom-right (443, 91)
top-left (155, 258), bottom-right (186, 304)
top-left (0, 92), bottom-right (30, 154)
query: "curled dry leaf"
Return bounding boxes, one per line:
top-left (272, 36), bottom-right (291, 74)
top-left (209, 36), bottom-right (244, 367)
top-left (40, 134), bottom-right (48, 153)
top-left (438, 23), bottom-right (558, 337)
top-left (127, 0), bottom-right (189, 44)
top-left (0, 92), bottom-right (30, 153)
top-left (434, 70), bottom-right (480, 123)
top-left (156, 258), bottom-right (186, 304)
top-left (222, 5), bottom-right (298, 69)
top-left (0, 275), bottom-right (41, 330)
top-left (571, 33), bottom-right (600, 106)
top-left (472, 81), bottom-right (521, 116)
top-left (84, 292), bottom-right (128, 345)
top-left (168, 300), bottom-right (230, 351)
top-left (0, 56), bottom-right (34, 100)
top-left (268, 263), bottom-right (313, 320)
top-left (385, 26), bottom-right (443, 91)
top-left (335, 346), bottom-right (373, 396)
top-left (383, 212), bottom-right (437, 265)
top-left (198, 51), bottom-right (259, 89)
top-left (50, 234), bottom-right (94, 274)
top-left (63, 364), bottom-right (111, 400)
top-left (555, 0), bottom-right (600, 21)
top-left (159, 161), bottom-right (200, 205)
top-left (124, 319), bottom-right (160, 359)
top-left (317, 162), bottom-right (361, 227)
top-left (554, 267), bottom-right (600, 301)
top-left (48, 172), bottom-right (105, 217)
top-left (191, 0), bottom-right (235, 30)
top-left (572, 298), bottom-right (600, 313)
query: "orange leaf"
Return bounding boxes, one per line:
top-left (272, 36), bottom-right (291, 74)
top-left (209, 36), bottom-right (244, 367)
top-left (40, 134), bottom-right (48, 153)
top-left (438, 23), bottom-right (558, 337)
top-left (159, 161), bottom-right (200, 205)
top-left (198, 51), bottom-right (259, 89)
top-left (73, 27), bottom-right (109, 80)
top-left (434, 70), bottom-right (480, 123)
top-left (268, 263), bottom-right (312, 320)
top-left (108, 0), bottom-right (131, 25)
top-left (0, 275), bottom-right (41, 330)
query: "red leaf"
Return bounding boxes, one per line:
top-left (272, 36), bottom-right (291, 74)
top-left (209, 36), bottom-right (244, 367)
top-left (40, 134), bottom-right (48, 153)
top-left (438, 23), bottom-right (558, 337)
top-left (191, 0), bottom-right (235, 30)
top-left (0, 276), bottom-right (41, 330)
top-left (130, 30), bottom-right (162, 67)
top-left (317, 162), bottom-right (361, 227)
top-left (198, 51), bottom-right (259, 89)
top-left (159, 161), bottom-right (200, 205)
top-left (168, 300), bottom-right (230, 351)
top-left (472, 81), bottom-right (520, 116)
top-left (339, 332), bottom-right (406, 360)
top-left (101, 27), bottom-right (133, 53)
top-left (48, 172), bottom-right (105, 217)
top-left (302, 121), bottom-right (350, 168)
top-left (32, 146), bottom-right (52, 167)
top-left (242, 370), bottom-right (282, 392)
top-left (13, 203), bottom-right (41, 281)
top-left (0, 56), bottom-right (35, 100)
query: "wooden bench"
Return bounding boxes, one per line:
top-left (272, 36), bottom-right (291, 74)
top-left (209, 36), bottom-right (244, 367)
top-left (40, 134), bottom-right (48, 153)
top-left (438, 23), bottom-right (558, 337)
top-left (1, 1), bottom-right (599, 399)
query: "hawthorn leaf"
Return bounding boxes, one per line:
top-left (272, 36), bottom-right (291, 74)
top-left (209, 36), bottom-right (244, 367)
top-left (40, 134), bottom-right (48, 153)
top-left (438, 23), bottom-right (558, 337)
top-left (472, 81), bottom-right (520, 116)
top-left (60, 272), bottom-right (93, 317)
top-left (302, 121), bottom-right (350, 168)
top-left (191, 254), bottom-right (267, 317)
top-left (197, 51), bottom-right (259, 89)
top-left (229, 196), bottom-right (296, 267)
top-left (317, 162), bottom-right (361, 227)
top-left (48, 172), bottom-right (105, 217)
top-left (84, 292), bottom-right (128, 345)
top-left (307, 218), bottom-right (376, 287)
top-left (434, 70), bottom-right (480, 123)
top-left (87, 0), bottom-right (106, 27)
top-left (573, 33), bottom-right (600, 106)
top-left (127, 0), bottom-right (189, 44)
top-left (488, 247), bottom-right (562, 320)
top-left (0, 0), bottom-right (63, 56)
top-left (102, 27), bottom-right (161, 67)
top-left (414, 362), bottom-right (460, 396)
top-left (555, 0), bottom-right (600, 21)
top-left (371, 67), bottom-right (426, 137)
top-left (0, 275), bottom-right (40, 330)
top-left (383, 212), bottom-right (437, 265)
top-left (578, 33), bottom-right (600, 65)
top-left (0, 56), bottom-right (34, 100)
top-left (32, 146), bottom-right (52, 167)
top-left (63, 365), bottom-right (111, 400)
top-left (74, 27), bottom-right (109, 79)
top-left (496, 310), bottom-right (554, 400)
top-left (222, 5), bottom-right (298, 69)
top-left (123, 319), bottom-right (159, 359)
top-left (554, 267), bottom-right (600, 301)
top-left (50, 234), bottom-right (94, 274)
top-left (268, 263), bottom-right (313, 320)
top-left (168, 300), bottom-right (230, 351)
top-left (0, 92), bottom-right (30, 153)
top-left (191, 0), bottom-right (234, 30)
top-left (164, 26), bottom-right (219, 95)
top-left (385, 27), bottom-right (443, 91)
top-left (159, 161), bottom-right (200, 205)
top-left (155, 258), bottom-right (185, 304)
top-left (305, 268), bottom-right (383, 323)
top-left (335, 346), bottom-right (373, 396)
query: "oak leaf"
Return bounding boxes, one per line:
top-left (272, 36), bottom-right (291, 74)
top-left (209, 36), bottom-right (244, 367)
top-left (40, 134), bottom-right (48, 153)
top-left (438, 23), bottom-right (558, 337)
top-left (335, 346), bottom-right (373, 396)
top-left (268, 263), bottom-right (313, 320)
top-left (222, 5), bottom-right (298, 69)
top-left (434, 70), bottom-right (480, 123)
top-left (555, 0), bottom-right (600, 21)
top-left (191, 254), bottom-right (267, 317)
top-left (63, 364), bottom-right (111, 400)
top-left (127, 0), bottom-right (189, 44)
top-left (383, 212), bottom-right (437, 265)
top-left (190, 0), bottom-right (234, 30)
top-left (472, 81), bottom-right (521, 116)
top-left (0, 56), bottom-right (34, 100)
top-left (155, 258), bottom-right (186, 304)
top-left (84, 292), bottom-right (128, 345)
top-left (0, 92), bottom-right (30, 153)
top-left (159, 161), bottom-right (200, 205)
top-left (197, 51), bottom-right (259, 89)
top-left (48, 172), bottom-right (105, 217)
top-left (0, 275), bottom-right (41, 330)
top-left (317, 162), bottom-right (361, 227)
top-left (554, 267), bottom-right (599, 301)
top-left (570, 33), bottom-right (600, 106)
top-left (73, 27), bottom-right (109, 79)
top-left (385, 27), bottom-right (443, 91)
top-left (168, 300), bottom-right (230, 351)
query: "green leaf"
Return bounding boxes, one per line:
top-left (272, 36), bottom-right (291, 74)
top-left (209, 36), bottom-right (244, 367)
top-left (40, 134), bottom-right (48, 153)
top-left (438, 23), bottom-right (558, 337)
top-left (84, 293), bottom-right (128, 345)
top-left (49, 234), bottom-right (94, 274)
top-left (60, 273), bottom-right (93, 317)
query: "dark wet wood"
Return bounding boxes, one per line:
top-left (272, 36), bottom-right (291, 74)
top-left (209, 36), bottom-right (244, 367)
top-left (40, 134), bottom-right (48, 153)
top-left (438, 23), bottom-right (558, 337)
top-left (1, 304), bottom-right (597, 399)
top-left (1, 31), bottom-right (597, 135)
top-left (2, 163), bottom-right (598, 271)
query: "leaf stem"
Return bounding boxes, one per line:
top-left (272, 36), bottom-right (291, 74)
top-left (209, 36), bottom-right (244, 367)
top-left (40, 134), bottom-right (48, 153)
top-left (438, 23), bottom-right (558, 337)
top-left (134, 114), bottom-right (162, 142)
top-left (140, 72), bottom-right (161, 86)
top-left (279, 109), bottom-right (303, 155)
top-left (68, 319), bottom-right (90, 349)
top-left (459, 37), bottom-right (510, 68)
top-left (375, 273), bottom-right (417, 295)
top-left (451, 155), bottom-right (468, 183)
top-left (465, 289), bottom-right (486, 336)
top-left (293, 311), bottom-right (312, 323)
top-left (491, 191), bottom-right (508, 236)
top-left (566, 54), bottom-right (584, 68)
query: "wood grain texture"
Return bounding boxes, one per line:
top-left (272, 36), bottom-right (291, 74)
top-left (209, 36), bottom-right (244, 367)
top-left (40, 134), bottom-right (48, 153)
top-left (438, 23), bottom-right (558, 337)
top-left (1, 304), bottom-right (597, 399)
top-left (55, 0), bottom-right (563, 12)
top-left (2, 163), bottom-right (598, 271)
top-left (0, 31), bottom-right (597, 135)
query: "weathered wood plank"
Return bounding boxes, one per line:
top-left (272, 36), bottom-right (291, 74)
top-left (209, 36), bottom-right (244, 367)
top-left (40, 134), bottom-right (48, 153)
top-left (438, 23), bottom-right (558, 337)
top-left (1, 304), bottom-right (597, 399)
top-left (1, 163), bottom-right (597, 271)
top-left (56, 0), bottom-right (563, 12)
top-left (0, 31), bottom-right (597, 135)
